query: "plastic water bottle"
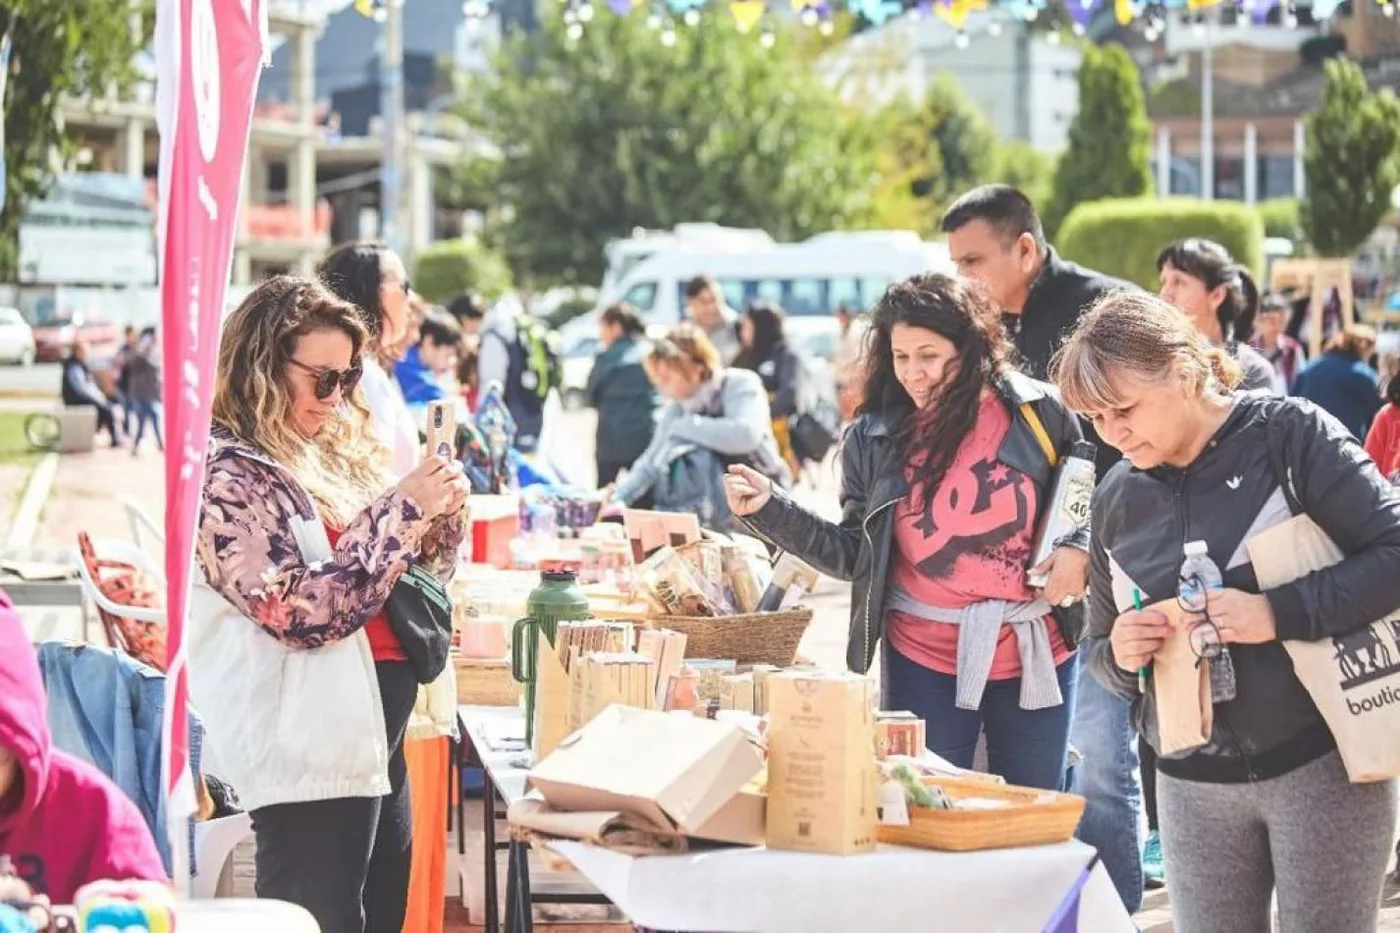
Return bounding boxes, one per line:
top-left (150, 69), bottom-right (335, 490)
top-left (1178, 540), bottom-right (1237, 703)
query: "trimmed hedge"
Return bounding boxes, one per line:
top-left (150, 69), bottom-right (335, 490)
top-left (1256, 197), bottom-right (1305, 246)
top-left (413, 239), bottom-right (513, 305)
top-left (1056, 198), bottom-right (1265, 291)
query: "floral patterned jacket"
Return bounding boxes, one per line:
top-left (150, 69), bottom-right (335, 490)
top-left (196, 426), bottom-right (466, 649)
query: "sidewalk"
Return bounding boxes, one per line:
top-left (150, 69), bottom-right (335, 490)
top-left (35, 441), bottom-right (166, 552)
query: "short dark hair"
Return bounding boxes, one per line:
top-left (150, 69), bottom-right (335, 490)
top-left (940, 185), bottom-right (1046, 252)
top-left (684, 275), bottom-right (719, 300)
top-left (601, 301), bottom-right (647, 338)
top-left (447, 292), bottom-right (487, 322)
top-left (419, 307), bottom-right (463, 349)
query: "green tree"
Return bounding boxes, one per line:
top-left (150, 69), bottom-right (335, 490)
top-left (0, 2), bottom-right (153, 278)
top-left (413, 239), bottom-right (514, 304)
top-left (461, 10), bottom-right (879, 286)
top-left (991, 139), bottom-right (1055, 214)
top-left (920, 74), bottom-right (998, 210)
top-left (1044, 44), bottom-right (1152, 242)
top-left (1301, 57), bottom-right (1400, 258)
top-left (864, 93), bottom-right (942, 234)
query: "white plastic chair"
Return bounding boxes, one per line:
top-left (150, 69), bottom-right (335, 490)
top-left (73, 537), bottom-right (167, 656)
top-left (191, 811), bottom-right (253, 899)
top-left (119, 494), bottom-right (166, 556)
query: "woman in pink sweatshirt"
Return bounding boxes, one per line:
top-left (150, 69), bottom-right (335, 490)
top-left (0, 589), bottom-right (165, 903)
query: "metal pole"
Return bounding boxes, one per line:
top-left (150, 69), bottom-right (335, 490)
top-left (1201, 12), bottom-right (1214, 200)
top-left (379, 0), bottom-right (405, 252)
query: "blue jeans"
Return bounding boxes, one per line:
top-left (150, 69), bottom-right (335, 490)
top-left (885, 644), bottom-right (1079, 791)
top-left (1069, 647), bottom-right (1144, 914)
top-left (131, 399), bottom-right (163, 452)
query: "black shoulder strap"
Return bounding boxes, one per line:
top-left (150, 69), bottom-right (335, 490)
top-left (1265, 404), bottom-right (1303, 515)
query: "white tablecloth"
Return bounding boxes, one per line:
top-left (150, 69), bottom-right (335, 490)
top-left (178, 900), bottom-right (318, 932)
top-left (551, 839), bottom-right (1133, 933)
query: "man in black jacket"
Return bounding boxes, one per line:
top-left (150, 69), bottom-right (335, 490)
top-left (941, 185), bottom-right (1146, 913)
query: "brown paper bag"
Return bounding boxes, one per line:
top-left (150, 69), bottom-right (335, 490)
top-left (1247, 514), bottom-right (1400, 782)
top-left (507, 796), bottom-right (687, 856)
top-left (1147, 598), bottom-right (1214, 757)
top-left (534, 630), bottom-right (573, 760)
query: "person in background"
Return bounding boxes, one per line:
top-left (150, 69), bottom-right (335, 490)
top-left (0, 588), bottom-right (166, 903)
top-left (125, 328), bottom-right (163, 456)
top-left (834, 303), bottom-right (869, 422)
top-left (586, 302), bottom-right (658, 487)
top-left (733, 300), bottom-right (803, 476)
top-left (1253, 293), bottom-right (1306, 394)
top-left (394, 307), bottom-right (464, 407)
top-left (684, 275), bottom-right (740, 365)
top-left (319, 240), bottom-right (420, 477)
top-left (940, 184), bottom-right (1143, 912)
top-left (1054, 292), bottom-right (1399, 933)
top-left (457, 338), bottom-right (480, 414)
top-left (1293, 324), bottom-right (1383, 441)
top-left (725, 273), bottom-right (1088, 791)
top-left (1156, 238), bottom-right (1275, 393)
top-left (447, 293), bottom-right (487, 339)
top-left (114, 326), bottom-right (140, 438)
top-left (608, 323), bottom-right (787, 529)
top-left (192, 276), bottom-right (468, 933)
top-left (1365, 375), bottom-right (1400, 486)
top-left (61, 342), bottom-right (120, 448)
top-left (475, 297), bottom-right (561, 454)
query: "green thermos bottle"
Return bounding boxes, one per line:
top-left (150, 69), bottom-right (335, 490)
top-left (511, 569), bottom-right (591, 747)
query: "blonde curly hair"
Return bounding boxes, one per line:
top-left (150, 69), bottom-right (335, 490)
top-left (212, 275), bottom-right (392, 528)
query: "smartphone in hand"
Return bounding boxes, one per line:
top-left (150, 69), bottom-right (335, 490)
top-left (425, 400), bottom-right (457, 461)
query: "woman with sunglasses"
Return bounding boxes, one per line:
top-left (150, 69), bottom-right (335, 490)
top-left (320, 239), bottom-right (420, 476)
top-left (1054, 291), bottom-right (1400, 933)
top-left (189, 276), bottom-right (469, 933)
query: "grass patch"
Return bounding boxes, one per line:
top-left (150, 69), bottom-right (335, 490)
top-left (0, 411), bottom-right (42, 467)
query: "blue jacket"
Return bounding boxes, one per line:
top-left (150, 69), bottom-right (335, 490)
top-left (1292, 350), bottom-right (1382, 441)
top-left (394, 344), bottom-right (445, 405)
top-left (34, 643), bottom-right (203, 875)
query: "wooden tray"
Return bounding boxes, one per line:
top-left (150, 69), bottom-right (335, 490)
top-left (877, 775), bottom-right (1086, 852)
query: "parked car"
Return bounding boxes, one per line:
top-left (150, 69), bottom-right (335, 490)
top-left (31, 311), bottom-right (120, 363)
top-left (0, 307), bottom-right (35, 366)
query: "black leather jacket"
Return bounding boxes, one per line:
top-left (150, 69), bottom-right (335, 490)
top-left (742, 371), bottom-right (1090, 673)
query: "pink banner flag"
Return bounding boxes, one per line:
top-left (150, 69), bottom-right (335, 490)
top-left (154, 0), bottom-right (269, 885)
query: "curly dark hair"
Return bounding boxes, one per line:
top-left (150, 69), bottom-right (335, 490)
top-left (859, 273), bottom-right (1011, 500)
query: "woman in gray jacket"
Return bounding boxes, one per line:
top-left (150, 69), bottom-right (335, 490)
top-left (608, 322), bottom-right (789, 530)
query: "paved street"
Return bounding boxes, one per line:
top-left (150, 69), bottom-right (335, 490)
top-left (3, 398), bottom-right (1397, 929)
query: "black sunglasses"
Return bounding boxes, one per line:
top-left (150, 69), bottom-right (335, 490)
top-left (289, 358), bottom-right (363, 401)
top-left (1177, 573), bottom-right (1225, 663)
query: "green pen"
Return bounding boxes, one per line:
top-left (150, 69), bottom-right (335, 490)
top-left (1133, 588), bottom-right (1148, 694)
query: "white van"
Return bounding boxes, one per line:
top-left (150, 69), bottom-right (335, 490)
top-left (572, 230), bottom-right (953, 345)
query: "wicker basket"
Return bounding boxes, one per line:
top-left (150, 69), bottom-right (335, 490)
top-left (877, 775), bottom-right (1086, 852)
top-left (645, 607), bottom-right (813, 666)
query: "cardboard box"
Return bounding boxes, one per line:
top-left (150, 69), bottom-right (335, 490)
top-left (529, 705), bottom-right (764, 836)
top-left (766, 671), bottom-right (878, 856)
top-left (690, 787), bottom-right (766, 847)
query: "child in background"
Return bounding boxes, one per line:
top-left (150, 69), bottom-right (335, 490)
top-left (0, 589), bottom-right (165, 902)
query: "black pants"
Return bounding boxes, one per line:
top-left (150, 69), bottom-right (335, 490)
top-left (250, 661), bottom-right (418, 933)
top-left (1141, 739), bottom-right (1159, 832)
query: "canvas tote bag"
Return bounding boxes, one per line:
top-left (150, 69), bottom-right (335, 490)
top-left (1246, 420), bottom-right (1400, 782)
